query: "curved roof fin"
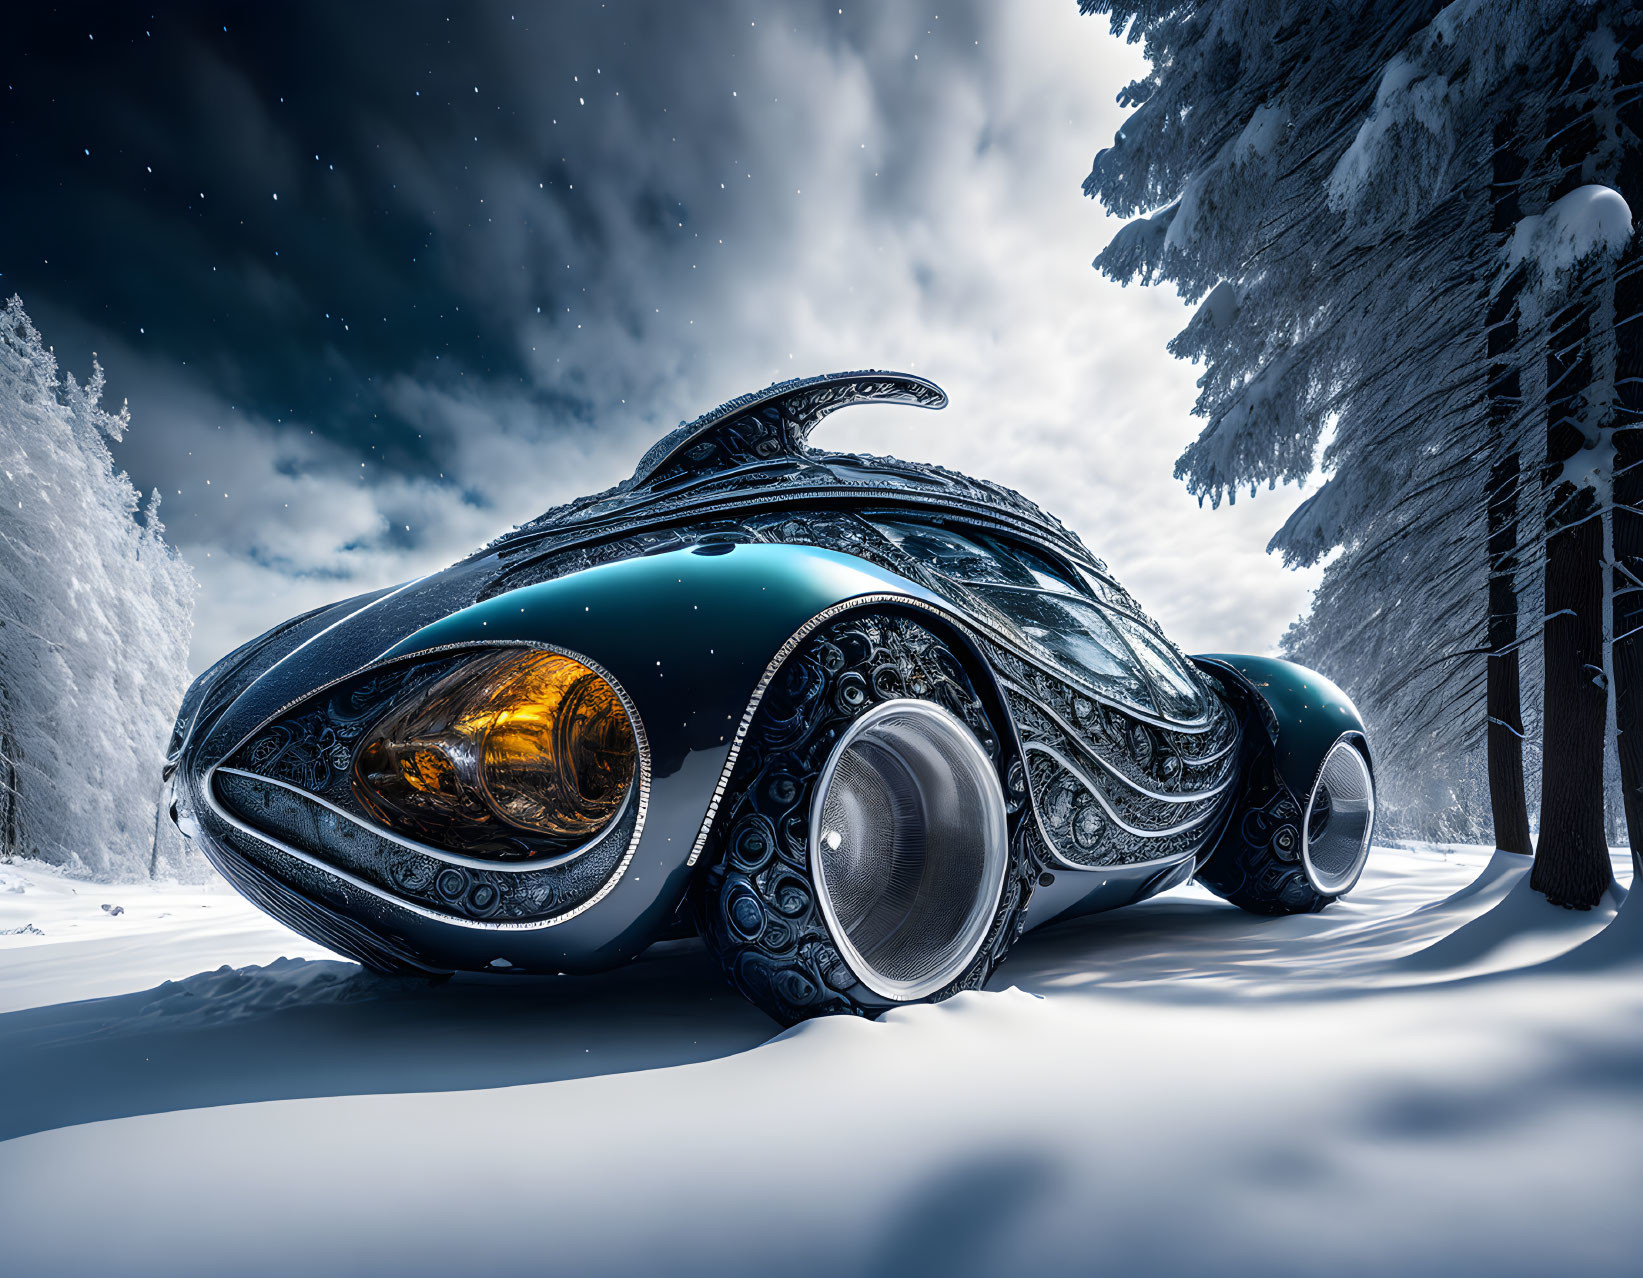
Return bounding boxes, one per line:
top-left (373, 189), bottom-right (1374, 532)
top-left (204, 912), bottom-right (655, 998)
top-left (628, 369), bottom-right (947, 489)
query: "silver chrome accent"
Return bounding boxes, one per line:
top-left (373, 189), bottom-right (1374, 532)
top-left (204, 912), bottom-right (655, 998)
top-left (203, 640), bottom-right (651, 928)
top-left (1301, 739), bottom-right (1374, 896)
top-left (212, 766), bottom-right (634, 873)
top-left (524, 483), bottom-right (1215, 729)
top-left (1024, 743), bottom-right (1228, 839)
top-left (233, 574), bottom-right (435, 717)
top-left (686, 593), bottom-right (966, 866)
top-left (809, 698), bottom-right (1009, 1002)
top-left (685, 592), bottom-right (1226, 877)
top-left (995, 677), bottom-right (1237, 798)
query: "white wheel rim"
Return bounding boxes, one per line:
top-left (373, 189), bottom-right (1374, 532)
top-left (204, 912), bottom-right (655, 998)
top-left (809, 699), bottom-right (1009, 1001)
top-left (1301, 740), bottom-right (1374, 896)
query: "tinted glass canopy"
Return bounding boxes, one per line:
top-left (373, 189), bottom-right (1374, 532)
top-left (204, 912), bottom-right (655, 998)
top-left (870, 515), bottom-right (1205, 721)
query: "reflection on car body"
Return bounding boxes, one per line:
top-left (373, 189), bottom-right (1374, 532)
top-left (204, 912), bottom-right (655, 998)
top-left (168, 371), bottom-right (1374, 1023)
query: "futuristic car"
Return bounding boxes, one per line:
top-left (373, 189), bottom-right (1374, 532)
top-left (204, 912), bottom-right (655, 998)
top-left (166, 371), bottom-right (1375, 1023)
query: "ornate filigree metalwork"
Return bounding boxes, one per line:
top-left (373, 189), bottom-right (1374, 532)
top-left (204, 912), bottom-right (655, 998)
top-left (174, 368), bottom-right (1260, 975)
top-left (695, 611), bottom-right (1041, 1024)
top-left (224, 655), bottom-right (468, 807)
top-left (213, 646), bottom-right (647, 923)
top-left (471, 393), bottom-right (1244, 874)
top-left (214, 769), bottom-right (640, 924)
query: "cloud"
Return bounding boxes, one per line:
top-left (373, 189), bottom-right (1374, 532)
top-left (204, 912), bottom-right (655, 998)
top-left (4, 2), bottom-right (1318, 673)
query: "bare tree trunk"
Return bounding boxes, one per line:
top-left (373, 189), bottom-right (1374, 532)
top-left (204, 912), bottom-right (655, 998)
top-left (1606, 37), bottom-right (1643, 883)
top-left (1486, 451), bottom-right (1534, 854)
top-left (1533, 284), bottom-right (1614, 908)
top-left (0, 683), bottom-right (14, 859)
top-left (1615, 380), bottom-right (1643, 883)
top-left (1531, 49), bottom-right (1615, 909)
top-left (1, 727), bottom-right (15, 858)
top-left (1486, 114), bottom-right (1533, 856)
top-left (148, 781), bottom-right (165, 879)
top-left (1605, 741), bottom-right (1624, 847)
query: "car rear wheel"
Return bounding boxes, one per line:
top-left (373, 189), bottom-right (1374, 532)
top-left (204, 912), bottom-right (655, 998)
top-left (694, 609), bottom-right (1039, 1024)
top-left (1196, 738), bottom-right (1375, 915)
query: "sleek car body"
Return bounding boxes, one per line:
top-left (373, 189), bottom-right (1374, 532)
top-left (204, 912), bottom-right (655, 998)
top-left (168, 371), bottom-right (1374, 1020)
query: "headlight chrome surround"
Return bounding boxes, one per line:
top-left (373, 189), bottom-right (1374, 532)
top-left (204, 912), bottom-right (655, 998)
top-left (351, 646), bottom-right (641, 862)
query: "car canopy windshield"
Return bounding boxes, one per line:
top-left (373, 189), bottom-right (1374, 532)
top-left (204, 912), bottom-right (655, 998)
top-left (869, 516), bottom-right (1206, 723)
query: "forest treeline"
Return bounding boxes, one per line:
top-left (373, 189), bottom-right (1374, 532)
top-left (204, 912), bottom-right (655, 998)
top-left (0, 298), bottom-right (194, 879)
top-left (1082, 0), bottom-right (1642, 907)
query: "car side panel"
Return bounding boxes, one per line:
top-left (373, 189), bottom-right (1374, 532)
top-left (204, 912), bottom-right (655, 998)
top-left (184, 544), bottom-right (950, 974)
top-left (1193, 654), bottom-right (1371, 798)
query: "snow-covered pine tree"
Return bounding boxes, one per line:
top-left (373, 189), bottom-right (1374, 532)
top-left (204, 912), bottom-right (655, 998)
top-left (0, 296), bottom-right (196, 879)
top-left (1080, 2), bottom-right (1640, 902)
top-left (1081, 0), bottom-right (1497, 838)
top-left (1440, 9), bottom-right (1637, 906)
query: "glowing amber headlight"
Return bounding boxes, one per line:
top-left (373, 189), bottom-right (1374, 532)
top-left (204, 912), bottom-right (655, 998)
top-left (352, 649), bottom-right (637, 859)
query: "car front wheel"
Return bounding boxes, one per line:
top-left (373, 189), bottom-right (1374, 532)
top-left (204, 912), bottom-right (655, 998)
top-left (695, 609), bottom-right (1039, 1024)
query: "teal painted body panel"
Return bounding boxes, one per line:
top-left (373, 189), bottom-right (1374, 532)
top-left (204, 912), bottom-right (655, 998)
top-left (385, 542), bottom-right (945, 786)
top-left (176, 542), bottom-right (949, 975)
top-left (380, 543), bottom-right (952, 968)
top-left (164, 371), bottom-right (1371, 985)
top-left (1194, 653), bottom-right (1371, 800)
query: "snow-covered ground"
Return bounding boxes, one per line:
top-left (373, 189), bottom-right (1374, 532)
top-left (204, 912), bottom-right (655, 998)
top-left (2, 844), bottom-right (1640, 1277)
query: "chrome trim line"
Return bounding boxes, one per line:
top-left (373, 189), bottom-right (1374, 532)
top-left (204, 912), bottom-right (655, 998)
top-left (490, 509), bottom-right (1211, 732)
top-left (213, 767), bottom-right (632, 873)
top-left (964, 615), bottom-right (1214, 733)
top-left (240, 573), bottom-right (435, 708)
top-left (962, 579), bottom-right (1209, 726)
top-left (686, 593), bottom-right (973, 867)
top-left (173, 599), bottom-right (352, 762)
top-left (1023, 767), bottom-right (1204, 875)
top-left (684, 591), bottom-right (1225, 874)
top-left (202, 640), bottom-right (650, 929)
top-left (1024, 742), bottom-right (1225, 840)
top-left (1300, 735), bottom-right (1375, 897)
top-left (996, 677), bottom-right (1238, 800)
top-left (1027, 805), bottom-right (1197, 874)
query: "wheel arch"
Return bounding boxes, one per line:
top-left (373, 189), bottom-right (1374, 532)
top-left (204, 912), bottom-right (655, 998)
top-left (1192, 653), bottom-right (1373, 803)
top-left (368, 542), bottom-right (1012, 969)
top-left (682, 591), bottom-right (1027, 874)
top-left (1191, 653), bottom-right (1376, 907)
top-left (685, 600), bottom-right (1038, 1022)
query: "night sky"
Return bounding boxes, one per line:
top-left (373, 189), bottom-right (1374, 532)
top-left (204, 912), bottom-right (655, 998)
top-left (2, 2), bottom-right (1318, 671)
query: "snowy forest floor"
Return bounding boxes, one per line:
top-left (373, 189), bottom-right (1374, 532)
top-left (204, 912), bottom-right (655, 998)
top-left (1, 844), bottom-right (1640, 1278)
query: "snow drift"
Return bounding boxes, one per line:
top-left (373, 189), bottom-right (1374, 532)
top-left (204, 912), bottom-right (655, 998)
top-left (1, 843), bottom-right (1639, 1277)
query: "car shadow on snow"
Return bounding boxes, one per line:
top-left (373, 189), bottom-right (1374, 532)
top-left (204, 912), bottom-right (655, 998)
top-left (0, 896), bottom-right (1270, 1143)
top-left (996, 894), bottom-right (1299, 996)
top-left (6, 852), bottom-right (1615, 1142)
top-left (0, 892), bottom-right (1460, 1142)
top-left (0, 900), bottom-right (1255, 1143)
top-left (0, 938), bottom-right (774, 1141)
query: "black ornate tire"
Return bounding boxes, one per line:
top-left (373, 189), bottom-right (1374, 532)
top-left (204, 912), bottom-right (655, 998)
top-left (694, 608), bottom-right (1040, 1025)
top-left (1194, 754), bottom-right (1335, 916)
